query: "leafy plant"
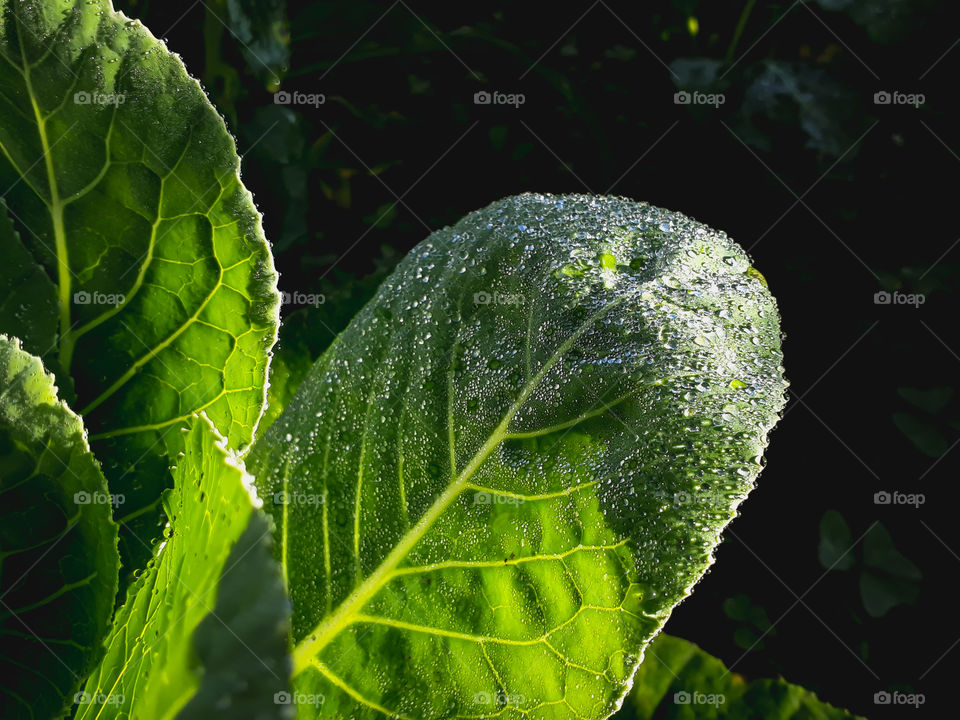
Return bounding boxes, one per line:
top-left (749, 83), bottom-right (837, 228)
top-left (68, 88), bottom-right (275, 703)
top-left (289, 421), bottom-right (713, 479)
top-left (0, 2), bottom-right (866, 719)
top-left (0, 0), bottom-right (281, 572)
top-left (247, 193), bottom-right (788, 718)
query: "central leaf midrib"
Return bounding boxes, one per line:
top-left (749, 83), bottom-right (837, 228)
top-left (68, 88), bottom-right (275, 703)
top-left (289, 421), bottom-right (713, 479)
top-left (10, 27), bottom-right (243, 421)
top-left (290, 296), bottom-right (625, 675)
top-left (15, 24), bottom-right (71, 369)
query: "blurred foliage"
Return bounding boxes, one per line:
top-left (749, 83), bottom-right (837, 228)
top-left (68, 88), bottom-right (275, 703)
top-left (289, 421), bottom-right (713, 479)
top-left (814, 0), bottom-right (934, 43)
top-left (222, 0), bottom-right (290, 85)
top-left (116, 0), bottom-right (957, 359)
top-left (614, 634), bottom-right (865, 719)
top-left (893, 385), bottom-right (957, 458)
top-left (819, 511), bottom-right (922, 618)
top-left (723, 593), bottom-right (776, 652)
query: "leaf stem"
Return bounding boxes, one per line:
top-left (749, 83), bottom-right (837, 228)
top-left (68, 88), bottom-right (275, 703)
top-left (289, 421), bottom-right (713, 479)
top-left (726, 0), bottom-right (758, 62)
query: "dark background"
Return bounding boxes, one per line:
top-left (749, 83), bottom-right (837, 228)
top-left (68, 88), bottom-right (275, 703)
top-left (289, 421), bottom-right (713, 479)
top-left (114, 0), bottom-right (955, 716)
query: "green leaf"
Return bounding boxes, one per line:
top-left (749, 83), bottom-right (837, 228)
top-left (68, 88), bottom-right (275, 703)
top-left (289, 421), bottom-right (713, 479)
top-left (249, 193), bottom-right (788, 718)
top-left (859, 523), bottom-right (920, 618)
top-left (0, 334), bottom-right (119, 720)
top-left (0, 0), bottom-right (281, 568)
top-left (897, 386), bottom-right (954, 415)
top-left (0, 201), bottom-right (58, 367)
top-left (222, 0), bottom-right (290, 84)
top-left (722, 594), bottom-right (772, 631)
top-left (614, 634), bottom-right (864, 719)
top-left (77, 415), bottom-right (290, 719)
top-left (261, 333), bottom-right (314, 435)
top-left (818, 509), bottom-right (855, 571)
top-left (891, 412), bottom-right (947, 457)
top-left (723, 594), bottom-right (774, 651)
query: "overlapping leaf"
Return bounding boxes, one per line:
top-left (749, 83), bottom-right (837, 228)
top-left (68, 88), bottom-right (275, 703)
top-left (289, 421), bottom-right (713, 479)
top-left (0, 334), bottom-right (119, 720)
top-left (250, 193), bottom-right (788, 718)
top-left (77, 415), bottom-right (290, 720)
top-left (0, 0), bottom-right (281, 569)
top-left (614, 634), bottom-right (863, 719)
top-left (0, 202), bottom-right (58, 369)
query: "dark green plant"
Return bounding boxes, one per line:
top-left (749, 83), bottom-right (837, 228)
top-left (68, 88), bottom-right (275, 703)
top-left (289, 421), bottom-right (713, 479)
top-left (819, 511), bottom-right (921, 618)
top-left (0, 2), bottom-right (864, 719)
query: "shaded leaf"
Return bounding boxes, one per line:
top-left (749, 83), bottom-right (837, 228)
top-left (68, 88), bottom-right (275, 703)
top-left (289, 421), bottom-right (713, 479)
top-left (739, 62), bottom-right (864, 157)
top-left (77, 416), bottom-right (290, 720)
top-left (862, 524), bottom-right (921, 579)
top-left (897, 386), bottom-right (953, 415)
top-left (859, 571), bottom-right (919, 618)
top-left (0, 201), bottom-right (58, 368)
top-left (859, 523), bottom-right (921, 618)
top-left (818, 509), bottom-right (855, 571)
top-left (614, 634), bottom-right (863, 719)
top-left (891, 412), bottom-right (947, 457)
top-left (0, 334), bottom-right (118, 720)
top-left (261, 334), bottom-right (313, 434)
top-left (223, 0), bottom-right (290, 84)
